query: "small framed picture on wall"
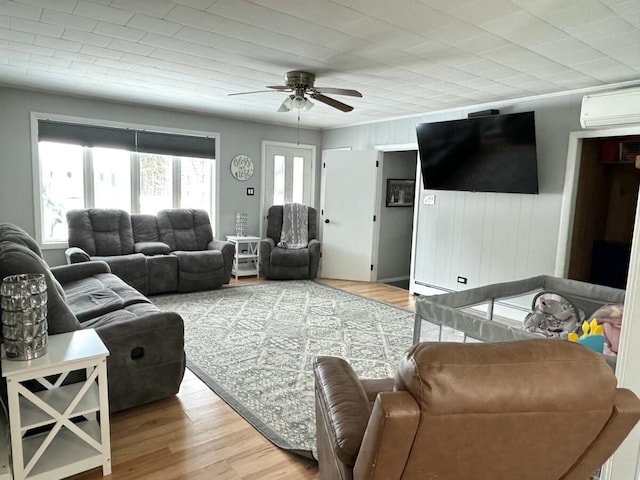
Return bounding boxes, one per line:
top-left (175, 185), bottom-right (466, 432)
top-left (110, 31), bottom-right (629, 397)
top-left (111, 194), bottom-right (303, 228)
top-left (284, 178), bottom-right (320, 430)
top-left (386, 179), bottom-right (415, 207)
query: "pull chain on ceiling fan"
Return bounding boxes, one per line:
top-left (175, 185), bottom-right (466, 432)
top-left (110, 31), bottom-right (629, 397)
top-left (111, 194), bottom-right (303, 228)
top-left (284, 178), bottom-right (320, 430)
top-left (229, 70), bottom-right (362, 113)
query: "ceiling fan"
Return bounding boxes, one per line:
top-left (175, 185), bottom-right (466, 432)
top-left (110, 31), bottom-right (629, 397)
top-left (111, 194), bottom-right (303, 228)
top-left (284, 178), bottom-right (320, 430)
top-left (229, 71), bottom-right (362, 112)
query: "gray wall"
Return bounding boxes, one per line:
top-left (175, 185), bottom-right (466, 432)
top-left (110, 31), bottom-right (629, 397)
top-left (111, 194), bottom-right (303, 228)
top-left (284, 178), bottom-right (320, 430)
top-left (322, 93), bottom-right (584, 291)
top-left (377, 150), bottom-right (416, 282)
top-left (0, 87), bottom-right (321, 265)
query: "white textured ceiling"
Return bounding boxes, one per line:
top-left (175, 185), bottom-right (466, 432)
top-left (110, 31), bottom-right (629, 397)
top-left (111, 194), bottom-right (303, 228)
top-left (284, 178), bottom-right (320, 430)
top-left (0, 0), bottom-right (639, 129)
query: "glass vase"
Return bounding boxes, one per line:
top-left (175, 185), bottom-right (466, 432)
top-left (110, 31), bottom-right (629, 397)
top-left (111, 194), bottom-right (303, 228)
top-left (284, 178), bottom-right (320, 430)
top-left (1, 273), bottom-right (48, 360)
top-left (235, 212), bottom-right (248, 237)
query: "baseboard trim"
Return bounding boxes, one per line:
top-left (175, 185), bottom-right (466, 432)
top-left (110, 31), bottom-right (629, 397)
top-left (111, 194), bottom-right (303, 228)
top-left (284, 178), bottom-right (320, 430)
top-left (379, 275), bottom-right (410, 283)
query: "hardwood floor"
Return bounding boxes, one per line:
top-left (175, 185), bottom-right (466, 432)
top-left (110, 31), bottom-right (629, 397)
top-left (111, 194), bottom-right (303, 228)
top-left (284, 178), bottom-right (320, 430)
top-left (70, 278), bottom-right (415, 480)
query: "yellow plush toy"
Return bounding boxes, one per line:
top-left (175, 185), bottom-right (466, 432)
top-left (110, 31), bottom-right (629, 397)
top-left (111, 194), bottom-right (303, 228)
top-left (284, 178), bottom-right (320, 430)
top-left (568, 319), bottom-right (605, 353)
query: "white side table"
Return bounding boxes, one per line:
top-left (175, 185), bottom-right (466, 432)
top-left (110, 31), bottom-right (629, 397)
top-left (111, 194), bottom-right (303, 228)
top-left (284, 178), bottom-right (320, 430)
top-left (1, 329), bottom-right (111, 480)
top-left (226, 235), bottom-right (261, 279)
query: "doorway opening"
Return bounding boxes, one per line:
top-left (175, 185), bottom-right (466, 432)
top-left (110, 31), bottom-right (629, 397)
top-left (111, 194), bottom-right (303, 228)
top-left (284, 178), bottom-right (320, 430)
top-left (376, 148), bottom-right (418, 290)
top-left (567, 135), bottom-right (640, 289)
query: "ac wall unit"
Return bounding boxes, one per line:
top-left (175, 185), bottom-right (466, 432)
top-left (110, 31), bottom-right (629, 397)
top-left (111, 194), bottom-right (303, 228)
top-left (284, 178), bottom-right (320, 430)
top-left (580, 87), bottom-right (640, 128)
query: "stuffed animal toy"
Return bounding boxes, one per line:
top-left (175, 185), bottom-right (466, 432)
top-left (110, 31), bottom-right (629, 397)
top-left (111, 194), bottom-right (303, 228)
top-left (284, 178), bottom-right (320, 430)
top-left (587, 303), bottom-right (624, 355)
top-left (524, 292), bottom-right (583, 339)
top-left (568, 319), bottom-right (605, 353)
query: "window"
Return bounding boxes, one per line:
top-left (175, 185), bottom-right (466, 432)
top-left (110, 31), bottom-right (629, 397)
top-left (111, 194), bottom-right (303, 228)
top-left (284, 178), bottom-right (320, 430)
top-left (181, 156), bottom-right (212, 210)
top-left (273, 154), bottom-right (285, 205)
top-left (93, 147), bottom-right (131, 210)
top-left (292, 156), bottom-right (304, 203)
top-left (39, 142), bottom-right (84, 242)
top-left (35, 119), bottom-right (217, 244)
top-left (139, 153), bottom-right (173, 214)
top-left (263, 143), bottom-right (314, 212)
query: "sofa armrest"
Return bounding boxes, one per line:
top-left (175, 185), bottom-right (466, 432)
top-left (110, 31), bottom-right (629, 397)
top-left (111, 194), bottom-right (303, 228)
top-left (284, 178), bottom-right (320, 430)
top-left (51, 260), bottom-right (111, 285)
top-left (260, 238), bottom-right (275, 278)
top-left (65, 246), bottom-right (91, 264)
top-left (314, 356), bottom-right (372, 467)
top-left (308, 238), bottom-right (321, 279)
top-left (90, 310), bottom-right (185, 412)
top-left (93, 310), bottom-right (183, 350)
top-left (353, 392), bottom-right (420, 480)
top-left (208, 239), bottom-right (235, 284)
top-left (134, 241), bottom-right (171, 255)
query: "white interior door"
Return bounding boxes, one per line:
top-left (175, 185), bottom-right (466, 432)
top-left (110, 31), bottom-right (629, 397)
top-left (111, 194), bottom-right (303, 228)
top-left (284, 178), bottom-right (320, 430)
top-left (321, 150), bottom-right (378, 281)
top-left (262, 142), bottom-right (314, 236)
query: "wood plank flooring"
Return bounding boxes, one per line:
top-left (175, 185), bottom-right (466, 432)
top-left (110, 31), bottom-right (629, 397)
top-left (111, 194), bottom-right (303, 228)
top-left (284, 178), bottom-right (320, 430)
top-left (70, 278), bottom-right (415, 480)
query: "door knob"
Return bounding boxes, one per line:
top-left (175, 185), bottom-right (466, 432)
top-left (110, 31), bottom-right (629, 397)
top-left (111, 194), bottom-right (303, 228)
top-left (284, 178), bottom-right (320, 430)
top-left (324, 219), bottom-right (330, 224)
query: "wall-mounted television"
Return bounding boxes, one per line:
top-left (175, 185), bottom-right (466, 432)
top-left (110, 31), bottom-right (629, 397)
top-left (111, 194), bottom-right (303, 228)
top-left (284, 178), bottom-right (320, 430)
top-left (416, 111), bottom-right (539, 194)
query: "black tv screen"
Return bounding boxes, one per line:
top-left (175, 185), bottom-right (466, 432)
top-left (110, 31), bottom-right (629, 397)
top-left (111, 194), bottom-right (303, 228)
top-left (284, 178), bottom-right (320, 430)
top-left (416, 111), bottom-right (539, 194)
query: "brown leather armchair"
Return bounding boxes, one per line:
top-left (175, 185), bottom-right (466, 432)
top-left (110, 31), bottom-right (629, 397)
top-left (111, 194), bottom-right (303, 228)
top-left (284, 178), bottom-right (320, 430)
top-left (314, 340), bottom-right (640, 480)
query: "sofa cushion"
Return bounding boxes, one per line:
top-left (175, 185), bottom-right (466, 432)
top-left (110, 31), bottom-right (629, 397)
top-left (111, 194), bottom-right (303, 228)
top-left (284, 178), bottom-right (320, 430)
top-left (157, 209), bottom-right (213, 251)
top-left (266, 205), bottom-right (318, 243)
top-left (91, 253), bottom-right (148, 295)
top-left (63, 273), bottom-right (150, 322)
top-left (270, 246), bottom-right (310, 267)
top-left (0, 241), bottom-right (81, 335)
top-left (67, 209), bottom-right (134, 256)
top-left (67, 288), bottom-right (124, 323)
top-left (131, 214), bottom-right (160, 243)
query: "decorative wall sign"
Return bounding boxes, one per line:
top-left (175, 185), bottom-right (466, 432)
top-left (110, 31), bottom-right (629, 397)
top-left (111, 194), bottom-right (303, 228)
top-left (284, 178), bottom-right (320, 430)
top-left (230, 154), bottom-right (254, 181)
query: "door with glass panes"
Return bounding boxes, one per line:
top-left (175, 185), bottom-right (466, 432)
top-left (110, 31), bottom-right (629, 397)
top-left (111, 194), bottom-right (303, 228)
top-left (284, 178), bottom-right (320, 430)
top-left (262, 142), bottom-right (314, 236)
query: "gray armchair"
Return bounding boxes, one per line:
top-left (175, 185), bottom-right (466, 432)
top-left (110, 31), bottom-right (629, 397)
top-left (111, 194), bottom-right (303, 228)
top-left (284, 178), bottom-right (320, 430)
top-left (260, 205), bottom-right (321, 280)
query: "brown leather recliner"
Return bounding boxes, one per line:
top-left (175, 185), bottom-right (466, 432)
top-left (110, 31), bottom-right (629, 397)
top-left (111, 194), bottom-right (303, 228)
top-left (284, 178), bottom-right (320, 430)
top-left (314, 339), bottom-right (640, 480)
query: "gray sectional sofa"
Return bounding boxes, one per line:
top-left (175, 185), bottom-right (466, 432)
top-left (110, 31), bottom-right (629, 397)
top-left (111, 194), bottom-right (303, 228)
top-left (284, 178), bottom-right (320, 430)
top-left (66, 208), bottom-right (234, 295)
top-left (0, 223), bottom-right (185, 412)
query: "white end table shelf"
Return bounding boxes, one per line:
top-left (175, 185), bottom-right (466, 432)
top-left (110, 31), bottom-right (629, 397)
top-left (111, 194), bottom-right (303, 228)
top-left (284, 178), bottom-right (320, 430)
top-left (226, 235), bottom-right (261, 279)
top-left (1, 329), bottom-right (111, 480)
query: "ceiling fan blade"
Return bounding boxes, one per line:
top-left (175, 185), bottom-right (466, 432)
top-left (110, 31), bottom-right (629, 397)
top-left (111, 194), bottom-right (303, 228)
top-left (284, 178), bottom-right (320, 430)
top-left (228, 90), bottom-right (279, 96)
top-left (310, 93), bottom-right (354, 112)
top-left (314, 87), bottom-right (362, 97)
top-left (266, 85), bottom-right (293, 91)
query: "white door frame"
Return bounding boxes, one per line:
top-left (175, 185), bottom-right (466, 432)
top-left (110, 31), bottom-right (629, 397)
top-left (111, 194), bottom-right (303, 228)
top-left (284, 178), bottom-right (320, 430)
top-left (260, 140), bottom-right (316, 236)
top-left (555, 125), bottom-right (640, 277)
top-left (556, 125), bottom-right (640, 480)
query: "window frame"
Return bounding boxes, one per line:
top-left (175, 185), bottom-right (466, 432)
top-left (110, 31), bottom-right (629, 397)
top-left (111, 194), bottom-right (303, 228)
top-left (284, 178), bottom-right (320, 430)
top-left (30, 112), bottom-right (220, 248)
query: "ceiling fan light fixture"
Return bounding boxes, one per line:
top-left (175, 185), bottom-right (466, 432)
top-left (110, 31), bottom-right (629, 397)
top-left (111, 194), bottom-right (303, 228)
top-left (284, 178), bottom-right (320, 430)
top-left (292, 95), bottom-right (307, 109)
top-left (278, 95), bottom-right (293, 112)
top-left (303, 98), bottom-right (314, 111)
top-left (250, 71), bottom-right (359, 113)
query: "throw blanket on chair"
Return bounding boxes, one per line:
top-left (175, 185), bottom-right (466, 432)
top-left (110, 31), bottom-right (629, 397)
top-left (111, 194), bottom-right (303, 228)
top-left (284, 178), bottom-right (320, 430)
top-left (278, 203), bottom-right (309, 249)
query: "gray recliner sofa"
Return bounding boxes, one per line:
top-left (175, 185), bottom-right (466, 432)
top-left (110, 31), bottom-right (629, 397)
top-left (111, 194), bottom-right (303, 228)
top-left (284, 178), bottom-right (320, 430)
top-left (260, 205), bottom-right (321, 280)
top-left (0, 223), bottom-right (185, 412)
top-left (66, 208), bottom-right (234, 294)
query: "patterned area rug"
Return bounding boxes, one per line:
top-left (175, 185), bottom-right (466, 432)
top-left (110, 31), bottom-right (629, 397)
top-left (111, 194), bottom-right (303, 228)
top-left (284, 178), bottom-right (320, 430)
top-left (151, 280), bottom-right (444, 459)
